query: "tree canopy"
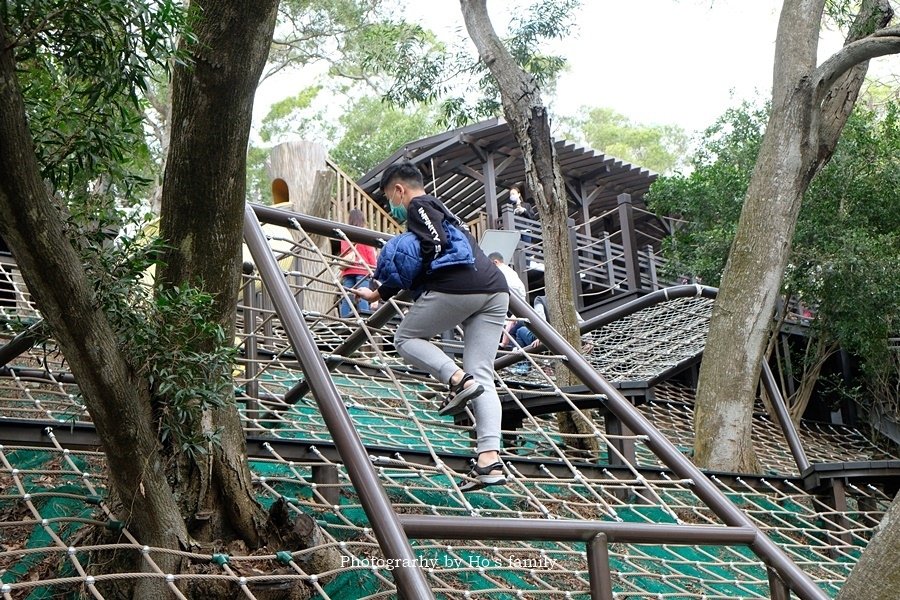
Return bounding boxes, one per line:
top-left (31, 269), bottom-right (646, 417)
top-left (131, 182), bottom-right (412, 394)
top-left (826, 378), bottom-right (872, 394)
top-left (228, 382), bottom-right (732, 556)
top-left (561, 106), bottom-right (689, 174)
top-left (649, 98), bottom-right (899, 419)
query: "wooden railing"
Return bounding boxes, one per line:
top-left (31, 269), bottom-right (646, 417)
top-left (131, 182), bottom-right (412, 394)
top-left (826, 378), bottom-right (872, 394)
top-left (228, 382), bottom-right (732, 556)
top-left (322, 161), bottom-right (671, 300)
top-left (326, 158), bottom-right (403, 236)
top-left (505, 210), bottom-right (669, 297)
top-left (466, 212), bottom-right (489, 242)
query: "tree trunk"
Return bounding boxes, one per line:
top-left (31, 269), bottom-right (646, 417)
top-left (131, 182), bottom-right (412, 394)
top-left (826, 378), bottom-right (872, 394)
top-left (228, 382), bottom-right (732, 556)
top-left (3, 1), bottom-right (342, 596)
top-left (692, 0), bottom-right (896, 472)
top-left (0, 18), bottom-right (189, 597)
top-left (460, 0), bottom-right (597, 456)
top-left (787, 336), bottom-right (838, 424)
top-left (836, 491), bottom-right (900, 599)
top-left (156, 0), bottom-right (281, 548)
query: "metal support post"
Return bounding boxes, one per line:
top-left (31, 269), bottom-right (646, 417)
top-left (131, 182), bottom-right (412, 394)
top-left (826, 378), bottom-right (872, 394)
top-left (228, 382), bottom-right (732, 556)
top-left (760, 361), bottom-right (810, 473)
top-left (587, 533), bottom-right (614, 600)
top-left (767, 568), bottom-right (790, 600)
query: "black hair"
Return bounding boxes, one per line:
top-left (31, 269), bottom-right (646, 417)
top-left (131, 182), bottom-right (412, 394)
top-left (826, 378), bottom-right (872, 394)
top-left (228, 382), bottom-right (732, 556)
top-left (488, 252), bottom-right (504, 262)
top-left (380, 161), bottom-right (424, 191)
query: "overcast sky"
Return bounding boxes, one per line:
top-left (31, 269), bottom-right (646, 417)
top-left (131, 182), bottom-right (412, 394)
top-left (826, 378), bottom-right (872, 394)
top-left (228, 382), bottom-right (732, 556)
top-left (255, 0), bottom-right (899, 137)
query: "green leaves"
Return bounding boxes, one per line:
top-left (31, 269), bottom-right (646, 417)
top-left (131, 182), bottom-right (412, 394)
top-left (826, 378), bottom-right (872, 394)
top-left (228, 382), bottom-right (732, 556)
top-left (124, 282), bottom-right (235, 459)
top-left (5, 0), bottom-right (188, 195)
top-left (647, 101), bottom-right (767, 285)
top-left (562, 106), bottom-right (690, 174)
top-left (790, 102), bottom-right (900, 375)
top-left (83, 218), bottom-right (235, 461)
top-left (507, 0), bottom-right (576, 88)
top-left (329, 96), bottom-right (442, 178)
top-left (259, 86), bottom-right (326, 143)
top-left (650, 98), bottom-right (900, 410)
top-left (434, 0), bottom-right (579, 127)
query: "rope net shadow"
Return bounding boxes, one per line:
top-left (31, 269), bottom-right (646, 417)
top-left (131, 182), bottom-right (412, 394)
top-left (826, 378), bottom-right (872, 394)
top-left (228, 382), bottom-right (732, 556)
top-left (0, 209), bottom-right (896, 598)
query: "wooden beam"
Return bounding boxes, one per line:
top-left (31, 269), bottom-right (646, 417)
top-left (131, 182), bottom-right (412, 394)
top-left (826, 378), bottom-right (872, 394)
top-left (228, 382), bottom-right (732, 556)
top-left (483, 152), bottom-right (499, 228)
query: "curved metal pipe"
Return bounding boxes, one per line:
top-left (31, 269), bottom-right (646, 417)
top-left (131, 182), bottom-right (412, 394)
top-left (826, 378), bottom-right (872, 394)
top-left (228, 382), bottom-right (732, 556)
top-left (494, 284), bottom-right (716, 370)
top-left (496, 284), bottom-right (811, 475)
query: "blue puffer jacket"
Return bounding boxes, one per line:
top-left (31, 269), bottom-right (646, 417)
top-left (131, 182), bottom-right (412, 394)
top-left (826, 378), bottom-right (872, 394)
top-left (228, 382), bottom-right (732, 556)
top-left (374, 221), bottom-right (475, 299)
top-left (374, 232), bottom-right (423, 293)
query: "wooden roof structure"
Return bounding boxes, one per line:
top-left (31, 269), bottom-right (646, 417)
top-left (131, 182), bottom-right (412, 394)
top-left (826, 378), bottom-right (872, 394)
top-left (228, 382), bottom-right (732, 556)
top-left (357, 118), bottom-right (669, 246)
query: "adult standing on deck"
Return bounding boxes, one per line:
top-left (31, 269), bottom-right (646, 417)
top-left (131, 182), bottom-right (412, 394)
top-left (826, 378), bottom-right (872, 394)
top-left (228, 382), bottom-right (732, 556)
top-left (352, 161), bottom-right (509, 491)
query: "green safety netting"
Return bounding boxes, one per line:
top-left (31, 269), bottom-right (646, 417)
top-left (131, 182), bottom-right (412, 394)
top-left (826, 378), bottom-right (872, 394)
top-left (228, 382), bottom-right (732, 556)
top-left (0, 213), bottom-right (896, 599)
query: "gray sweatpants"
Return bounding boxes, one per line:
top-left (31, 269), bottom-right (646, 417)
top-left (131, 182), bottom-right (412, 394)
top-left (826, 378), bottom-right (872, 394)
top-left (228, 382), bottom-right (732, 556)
top-left (394, 290), bottom-right (509, 454)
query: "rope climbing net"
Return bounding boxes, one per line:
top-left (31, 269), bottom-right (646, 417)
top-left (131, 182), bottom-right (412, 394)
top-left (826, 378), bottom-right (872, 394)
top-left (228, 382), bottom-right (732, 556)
top-left (0, 211), bottom-right (896, 599)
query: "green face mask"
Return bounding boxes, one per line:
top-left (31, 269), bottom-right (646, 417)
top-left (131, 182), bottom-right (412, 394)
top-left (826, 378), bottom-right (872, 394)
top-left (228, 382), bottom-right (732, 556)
top-left (390, 203), bottom-right (407, 224)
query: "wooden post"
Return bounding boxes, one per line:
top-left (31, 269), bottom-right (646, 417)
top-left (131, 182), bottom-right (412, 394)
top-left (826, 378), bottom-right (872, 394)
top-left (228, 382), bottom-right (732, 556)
top-left (502, 204), bottom-right (529, 297)
top-left (821, 478), bottom-right (852, 551)
top-left (311, 465), bottom-right (341, 506)
top-left (579, 181), bottom-right (593, 237)
top-left (267, 141), bottom-right (336, 316)
top-left (646, 244), bottom-right (658, 290)
top-left (617, 193), bottom-right (641, 292)
top-left (567, 217), bottom-right (583, 311)
top-left (602, 233), bottom-right (614, 289)
top-left (483, 152), bottom-right (499, 228)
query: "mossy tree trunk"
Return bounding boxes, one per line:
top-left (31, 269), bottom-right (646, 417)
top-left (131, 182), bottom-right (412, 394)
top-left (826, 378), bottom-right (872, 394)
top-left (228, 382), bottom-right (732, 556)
top-left (693, 0), bottom-right (899, 472)
top-left (156, 0), bottom-right (282, 549)
top-left (0, 15), bottom-right (191, 597)
top-left (1, 1), bottom-right (341, 597)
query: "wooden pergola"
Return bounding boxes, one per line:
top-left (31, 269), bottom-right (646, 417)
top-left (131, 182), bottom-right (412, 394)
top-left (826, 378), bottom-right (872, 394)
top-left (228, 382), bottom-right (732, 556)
top-left (357, 118), bottom-right (668, 248)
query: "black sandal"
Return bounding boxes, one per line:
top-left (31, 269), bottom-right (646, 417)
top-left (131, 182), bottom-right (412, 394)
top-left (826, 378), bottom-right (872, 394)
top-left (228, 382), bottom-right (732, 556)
top-left (438, 373), bottom-right (484, 416)
top-left (458, 460), bottom-right (507, 492)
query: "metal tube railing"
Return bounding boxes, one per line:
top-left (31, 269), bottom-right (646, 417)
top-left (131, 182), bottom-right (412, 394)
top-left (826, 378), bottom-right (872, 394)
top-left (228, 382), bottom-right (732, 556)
top-left (243, 206), bottom-right (434, 600)
top-left (252, 203), bottom-right (389, 247)
top-left (282, 290), bottom-right (412, 405)
top-left (760, 360), bottom-right (811, 472)
top-left (504, 291), bottom-right (828, 600)
top-left (400, 516), bottom-right (760, 600)
top-left (399, 514), bottom-right (758, 544)
top-left (0, 319), bottom-right (46, 368)
top-left (248, 205), bottom-right (819, 596)
top-left (495, 283), bottom-right (812, 477)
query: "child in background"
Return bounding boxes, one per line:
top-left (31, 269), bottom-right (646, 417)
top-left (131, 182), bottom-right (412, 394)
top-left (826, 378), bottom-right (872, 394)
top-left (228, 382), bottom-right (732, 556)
top-left (338, 209), bottom-right (377, 318)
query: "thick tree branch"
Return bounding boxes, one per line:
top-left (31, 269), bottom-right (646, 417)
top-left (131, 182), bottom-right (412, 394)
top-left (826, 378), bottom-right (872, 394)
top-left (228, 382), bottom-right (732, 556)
top-left (817, 0), bottom-right (895, 163)
top-left (460, 0), bottom-right (595, 455)
top-left (814, 27), bottom-right (900, 101)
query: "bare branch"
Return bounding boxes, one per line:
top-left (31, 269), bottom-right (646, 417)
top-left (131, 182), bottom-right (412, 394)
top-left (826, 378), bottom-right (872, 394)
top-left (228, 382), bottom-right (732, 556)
top-left (814, 26), bottom-right (900, 100)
